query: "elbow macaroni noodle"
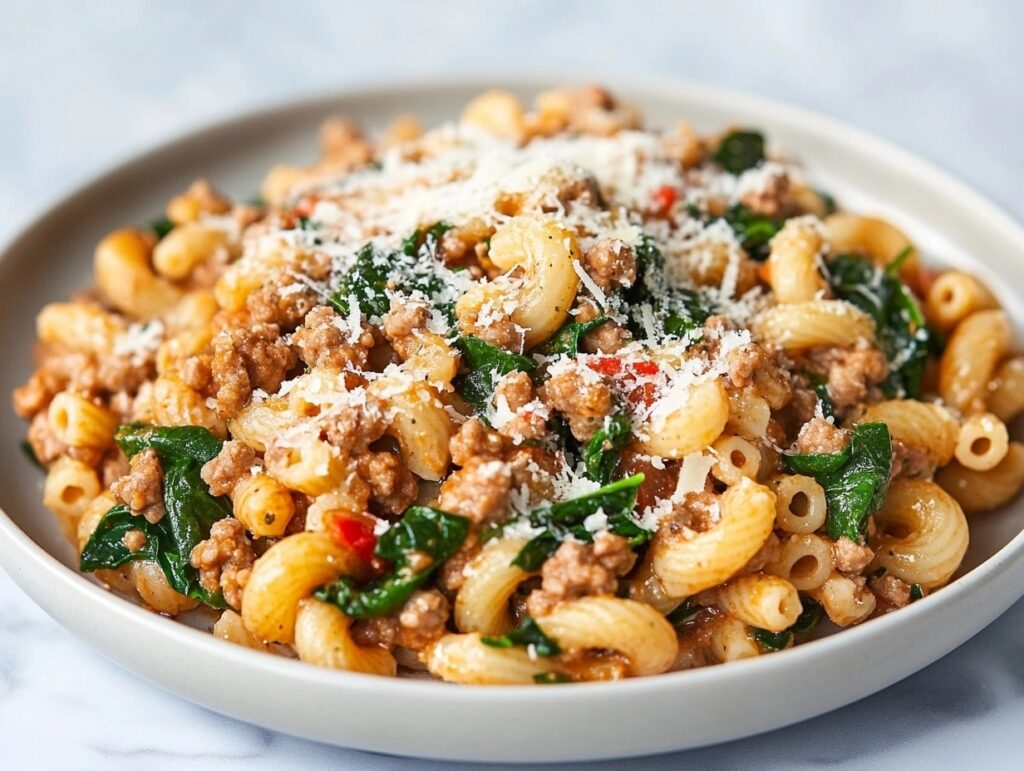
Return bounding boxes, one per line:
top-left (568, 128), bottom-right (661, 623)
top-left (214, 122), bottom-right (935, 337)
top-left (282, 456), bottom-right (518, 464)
top-left (13, 86), bottom-right (1024, 684)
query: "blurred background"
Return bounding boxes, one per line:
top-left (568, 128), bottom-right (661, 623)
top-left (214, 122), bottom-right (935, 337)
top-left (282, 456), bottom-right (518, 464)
top-left (2, 1), bottom-right (1023, 769)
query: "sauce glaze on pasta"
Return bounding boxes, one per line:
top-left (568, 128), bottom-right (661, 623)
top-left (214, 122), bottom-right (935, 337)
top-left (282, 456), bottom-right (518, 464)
top-left (14, 86), bottom-right (1024, 684)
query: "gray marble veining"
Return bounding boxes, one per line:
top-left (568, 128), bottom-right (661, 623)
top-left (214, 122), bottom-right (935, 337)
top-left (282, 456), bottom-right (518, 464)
top-left (2, 1), bottom-right (1023, 768)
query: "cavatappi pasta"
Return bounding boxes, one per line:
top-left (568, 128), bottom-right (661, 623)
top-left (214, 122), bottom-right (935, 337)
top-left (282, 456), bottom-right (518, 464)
top-left (13, 85), bottom-right (1024, 685)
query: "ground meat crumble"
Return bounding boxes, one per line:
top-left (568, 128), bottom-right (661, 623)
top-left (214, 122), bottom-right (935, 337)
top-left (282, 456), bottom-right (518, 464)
top-left (538, 363), bottom-right (614, 441)
top-left (189, 517), bottom-right (255, 610)
top-left (209, 323), bottom-right (296, 419)
top-left (201, 440), bottom-right (258, 497)
top-left (111, 448), bottom-right (166, 523)
top-left (527, 532), bottom-right (636, 617)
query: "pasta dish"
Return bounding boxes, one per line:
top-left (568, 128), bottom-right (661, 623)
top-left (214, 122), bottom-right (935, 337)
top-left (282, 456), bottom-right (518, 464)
top-left (12, 86), bottom-right (1024, 684)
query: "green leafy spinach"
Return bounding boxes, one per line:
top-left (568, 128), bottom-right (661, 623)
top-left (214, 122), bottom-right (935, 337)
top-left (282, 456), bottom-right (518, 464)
top-left (723, 204), bottom-right (782, 261)
top-left (315, 506), bottom-right (469, 618)
top-left (537, 316), bottom-right (609, 357)
top-left (752, 597), bottom-right (823, 652)
top-left (826, 250), bottom-right (934, 398)
top-left (714, 130), bottom-right (765, 174)
top-left (482, 616), bottom-right (561, 656)
top-left (453, 336), bottom-right (537, 413)
top-left (533, 672), bottom-right (572, 684)
top-left (501, 474), bottom-right (650, 571)
top-left (20, 440), bottom-right (43, 471)
top-left (80, 423), bottom-right (230, 607)
top-left (580, 412), bottom-right (632, 485)
top-left (665, 599), bottom-right (701, 627)
top-left (329, 222), bottom-right (455, 320)
top-left (784, 422), bottom-right (893, 542)
top-left (150, 216), bottom-right (175, 240)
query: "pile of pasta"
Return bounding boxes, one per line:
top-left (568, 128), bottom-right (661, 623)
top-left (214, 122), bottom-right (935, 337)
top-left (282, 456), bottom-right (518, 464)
top-left (14, 86), bottom-right (1024, 684)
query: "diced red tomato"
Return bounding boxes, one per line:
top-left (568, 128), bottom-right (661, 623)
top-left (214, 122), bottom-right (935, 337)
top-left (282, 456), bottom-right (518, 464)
top-left (650, 185), bottom-right (678, 217)
top-left (328, 515), bottom-right (378, 564)
top-left (586, 356), bottom-right (623, 376)
top-left (584, 357), bottom-right (660, 408)
top-left (625, 381), bottom-right (657, 409)
top-left (630, 360), bottom-right (659, 377)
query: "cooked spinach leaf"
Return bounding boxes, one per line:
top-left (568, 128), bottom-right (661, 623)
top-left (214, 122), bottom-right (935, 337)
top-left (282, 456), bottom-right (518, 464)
top-left (506, 474), bottom-right (650, 571)
top-left (315, 506), bottom-right (469, 618)
top-left (537, 317), bottom-right (609, 357)
top-left (482, 616), bottom-right (561, 656)
top-left (533, 672), bottom-right (572, 684)
top-left (809, 377), bottom-right (835, 421)
top-left (784, 422), bottom-right (893, 541)
top-left (80, 504), bottom-right (158, 569)
top-left (115, 423), bottom-right (223, 466)
top-left (909, 583), bottom-right (924, 602)
top-left (453, 336), bottom-right (537, 413)
top-left (402, 220), bottom-right (453, 257)
top-left (751, 627), bottom-right (792, 652)
top-left (328, 243), bottom-right (394, 318)
top-left (666, 599), bottom-right (701, 627)
top-left (330, 223), bottom-right (456, 320)
top-left (826, 252), bottom-right (934, 398)
top-left (752, 596), bottom-right (823, 652)
top-left (581, 412), bottom-right (632, 485)
top-left (790, 597), bottom-right (823, 634)
top-left (723, 204), bottom-right (782, 261)
top-left (20, 440), bottom-right (43, 470)
top-left (80, 423), bottom-right (230, 607)
top-left (714, 130), bottom-right (765, 174)
top-left (150, 216), bottom-right (174, 240)
top-left (623, 235), bottom-right (715, 341)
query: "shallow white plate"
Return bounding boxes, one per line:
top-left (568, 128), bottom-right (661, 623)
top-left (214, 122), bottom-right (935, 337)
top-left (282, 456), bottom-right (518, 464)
top-left (2, 75), bottom-right (1024, 763)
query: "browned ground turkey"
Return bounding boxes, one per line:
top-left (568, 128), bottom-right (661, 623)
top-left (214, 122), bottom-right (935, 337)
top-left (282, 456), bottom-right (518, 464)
top-left (438, 533), bottom-right (480, 593)
top-left (832, 536), bottom-right (875, 573)
top-left (357, 450), bottom-right (419, 516)
top-left (210, 323), bottom-right (296, 418)
top-left (189, 517), bottom-right (255, 610)
top-left (291, 306), bottom-right (374, 371)
top-left (351, 588), bottom-right (451, 651)
top-left (461, 299), bottom-right (524, 352)
top-left (449, 418), bottom-right (507, 466)
top-left (740, 170), bottom-right (790, 217)
top-left (793, 417), bottom-right (850, 455)
top-left (382, 298), bottom-right (430, 341)
top-left (891, 438), bottom-right (932, 479)
top-left (805, 345), bottom-right (889, 409)
top-left (15, 346), bottom-right (155, 413)
top-left (111, 448), bottom-right (166, 523)
top-left (201, 440), bottom-right (258, 497)
top-left (492, 371), bottom-right (548, 443)
top-left (246, 278), bottom-right (319, 330)
top-left (437, 459), bottom-right (512, 525)
top-left (527, 533), bottom-right (636, 617)
top-left (724, 341), bottom-right (793, 409)
top-left (538, 365), bottom-right (614, 441)
top-left (581, 320), bottom-right (630, 354)
top-left (870, 573), bottom-right (913, 609)
top-left (320, 399), bottom-right (387, 454)
top-left (122, 528), bottom-right (149, 553)
top-left (582, 239), bottom-right (637, 292)
top-left (439, 219), bottom-right (493, 265)
top-left (26, 412), bottom-right (65, 465)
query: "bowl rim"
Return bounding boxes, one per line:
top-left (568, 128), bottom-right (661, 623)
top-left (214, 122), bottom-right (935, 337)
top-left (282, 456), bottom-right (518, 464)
top-left (3, 72), bottom-right (1024, 706)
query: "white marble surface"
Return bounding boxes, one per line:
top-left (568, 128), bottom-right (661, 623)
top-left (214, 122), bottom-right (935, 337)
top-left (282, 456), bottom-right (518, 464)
top-left (2, 1), bottom-right (1024, 768)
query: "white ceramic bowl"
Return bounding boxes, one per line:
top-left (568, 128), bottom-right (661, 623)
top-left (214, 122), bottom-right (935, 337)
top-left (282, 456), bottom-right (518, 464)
top-left (2, 76), bottom-right (1024, 763)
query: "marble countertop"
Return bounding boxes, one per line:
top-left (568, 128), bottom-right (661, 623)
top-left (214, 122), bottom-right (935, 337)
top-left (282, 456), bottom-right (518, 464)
top-left (3, 1), bottom-right (1024, 768)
